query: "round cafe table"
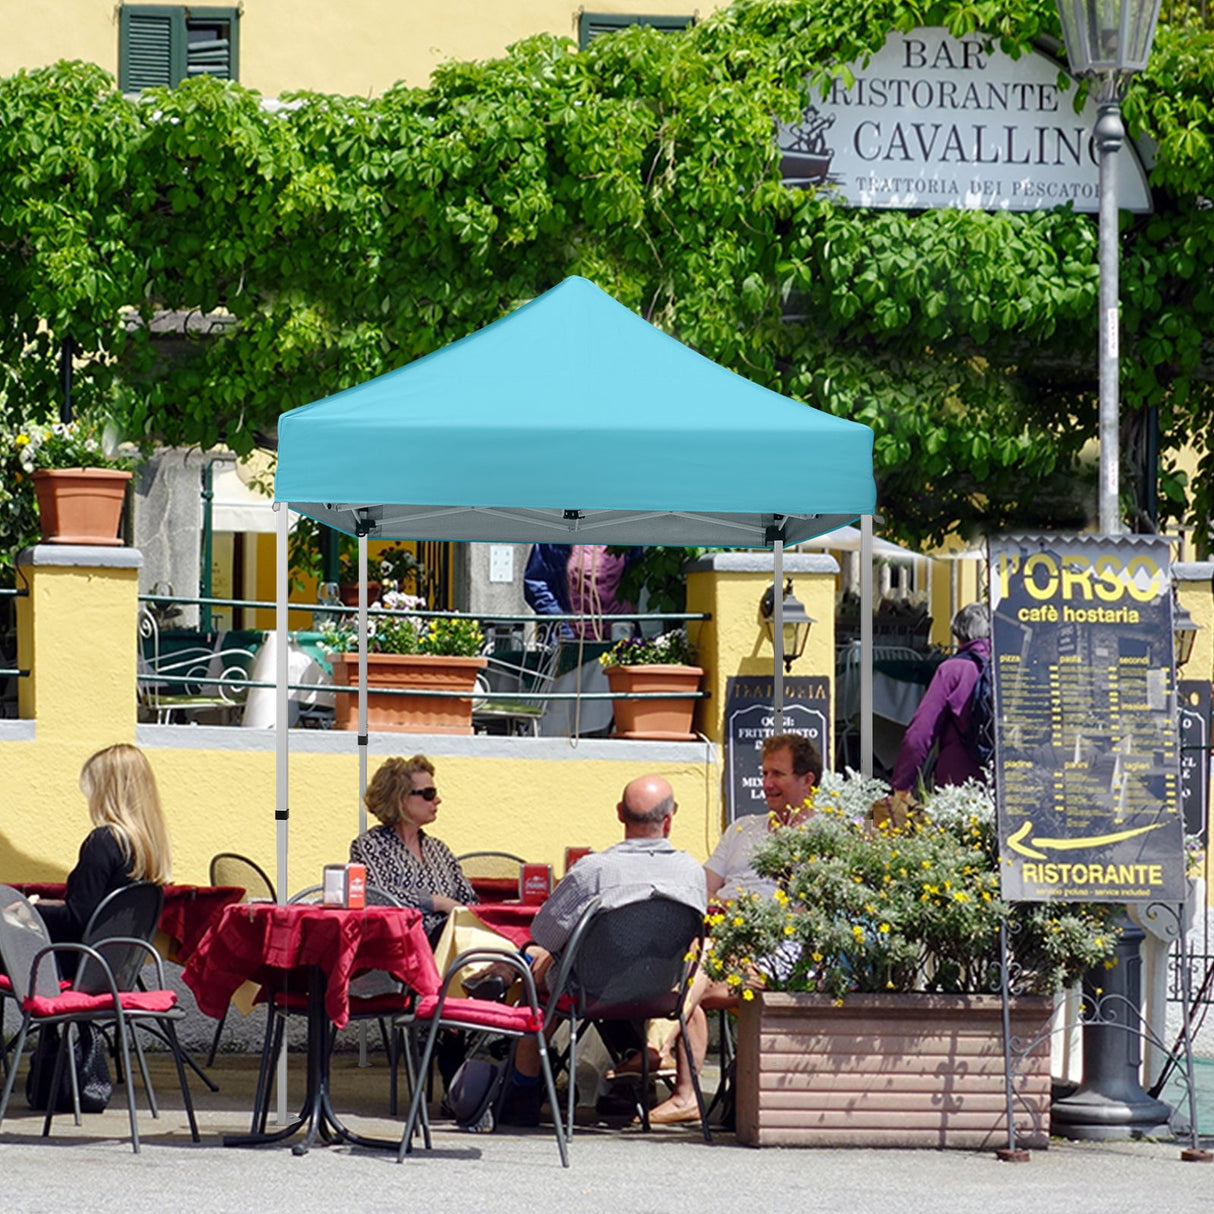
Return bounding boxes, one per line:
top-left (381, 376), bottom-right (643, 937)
top-left (183, 901), bottom-right (439, 1154)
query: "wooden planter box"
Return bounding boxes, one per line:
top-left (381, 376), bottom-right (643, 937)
top-left (736, 991), bottom-right (1053, 1149)
top-left (603, 663), bottom-right (703, 740)
top-left (331, 652), bottom-right (487, 734)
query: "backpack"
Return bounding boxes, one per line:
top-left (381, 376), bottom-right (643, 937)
top-left (960, 649), bottom-right (995, 766)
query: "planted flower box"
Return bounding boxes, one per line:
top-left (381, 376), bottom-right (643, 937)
top-left (735, 990), bottom-right (1053, 1149)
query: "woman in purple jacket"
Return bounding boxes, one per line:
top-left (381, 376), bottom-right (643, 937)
top-left (891, 603), bottom-right (991, 794)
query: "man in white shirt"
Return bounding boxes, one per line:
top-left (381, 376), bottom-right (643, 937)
top-left (647, 733), bottom-right (821, 1125)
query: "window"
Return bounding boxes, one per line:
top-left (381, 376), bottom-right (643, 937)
top-left (577, 13), bottom-right (694, 49)
top-left (119, 6), bottom-right (239, 91)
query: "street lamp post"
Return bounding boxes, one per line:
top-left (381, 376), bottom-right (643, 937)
top-left (1054, 0), bottom-right (1163, 536)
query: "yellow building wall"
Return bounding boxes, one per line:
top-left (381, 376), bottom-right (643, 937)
top-left (2, 545), bottom-right (764, 892)
top-left (1, 2), bottom-right (721, 96)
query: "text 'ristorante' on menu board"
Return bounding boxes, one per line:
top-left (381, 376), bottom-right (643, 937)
top-left (990, 535), bottom-right (1185, 904)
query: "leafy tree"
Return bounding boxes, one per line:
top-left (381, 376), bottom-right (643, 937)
top-left (0, 2), bottom-right (1211, 556)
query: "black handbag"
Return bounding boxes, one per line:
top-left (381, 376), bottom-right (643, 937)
top-left (25, 1023), bottom-right (113, 1114)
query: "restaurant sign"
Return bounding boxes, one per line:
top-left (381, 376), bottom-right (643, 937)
top-left (990, 535), bottom-right (1185, 903)
top-left (778, 28), bottom-right (1152, 213)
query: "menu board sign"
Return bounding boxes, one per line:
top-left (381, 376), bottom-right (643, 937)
top-left (724, 676), bottom-right (830, 821)
top-left (991, 535), bottom-right (1185, 903)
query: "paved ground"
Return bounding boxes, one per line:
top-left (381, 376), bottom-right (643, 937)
top-left (2, 1053), bottom-right (1214, 1214)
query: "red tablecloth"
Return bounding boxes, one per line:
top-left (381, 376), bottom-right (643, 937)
top-left (8, 881), bottom-right (243, 963)
top-left (182, 902), bottom-right (440, 1029)
top-left (470, 902), bottom-right (538, 947)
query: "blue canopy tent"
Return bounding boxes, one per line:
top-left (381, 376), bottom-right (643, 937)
top-left (271, 275), bottom-right (877, 892)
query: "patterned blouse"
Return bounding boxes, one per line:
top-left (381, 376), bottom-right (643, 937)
top-left (348, 824), bottom-right (476, 940)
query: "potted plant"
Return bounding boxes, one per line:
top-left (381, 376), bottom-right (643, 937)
top-left (322, 590), bottom-right (486, 734)
top-left (598, 627), bottom-right (703, 740)
top-left (704, 774), bottom-right (1121, 1149)
top-left (5, 417), bottom-right (133, 547)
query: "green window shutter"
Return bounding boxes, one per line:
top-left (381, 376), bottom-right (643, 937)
top-left (578, 13), bottom-right (694, 49)
top-left (119, 6), bottom-right (239, 90)
top-left (186, 12), bottom-right (238, 80)
top-left (119, 8), bottom-right (183, 91)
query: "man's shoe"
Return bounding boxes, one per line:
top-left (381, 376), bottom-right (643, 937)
top-left (497, 1081), bottom-right (541, 1128)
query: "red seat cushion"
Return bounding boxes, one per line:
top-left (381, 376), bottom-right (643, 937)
top-left (413, 995), bottom-right (542, 1034)
top-left (24, 988), bottom-right (178, 1018)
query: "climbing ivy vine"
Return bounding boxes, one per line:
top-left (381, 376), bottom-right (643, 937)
top-left (0, 0), bottom-right (1211, 554)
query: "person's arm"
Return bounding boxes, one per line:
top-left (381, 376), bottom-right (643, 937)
top-left (529, 870), bottom-right (589, 955)
top-left (58, 829), bottom-right (126, 939)
top-left (705, 867), bottom-right (726, 901)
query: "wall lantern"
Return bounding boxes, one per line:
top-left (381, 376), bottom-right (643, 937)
top-left (760, 578), bottom-right (815, 673)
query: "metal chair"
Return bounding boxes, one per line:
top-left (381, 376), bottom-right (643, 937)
top-left (137, 607), bottom-right (256, 724)
top-left (0, 884), bottom-right (199, 1153)
top-left (473, 626), bottom-right (561, 735)
top-left (204, 853), bottom-right (277, 1066)
top-left (455, 851), bottom-right (526, 903)
top-left (397, 946), bottom-right (568, 1167)
top-left (545, 895), bottom-right (711, 1143)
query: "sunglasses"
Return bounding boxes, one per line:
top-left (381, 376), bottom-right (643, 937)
top-left (408, 787), bottom-right (439, 801)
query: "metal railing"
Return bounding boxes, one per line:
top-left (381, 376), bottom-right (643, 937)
top-left (136, 593), bottom-right (710, 718)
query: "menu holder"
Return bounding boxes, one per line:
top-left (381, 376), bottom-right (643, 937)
top-left (519, 863), bottom-right (553, 904)
top-left (323, 863), bottom-right (366, 909)
top-left (564, 847), bottom-right (592, 875)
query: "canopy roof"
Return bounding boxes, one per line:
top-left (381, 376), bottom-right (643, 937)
top-left (274, 277), bottom-right (875, 547)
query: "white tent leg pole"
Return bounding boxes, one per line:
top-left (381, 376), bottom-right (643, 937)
top-left (358, 532), bottom-right (370, 1067)
top-left (861, 514), bottom-right (874, 780)
top-left (773, 539), bottom-right (784, 735)
top-left (274, 500), bottom-right (290, 1125)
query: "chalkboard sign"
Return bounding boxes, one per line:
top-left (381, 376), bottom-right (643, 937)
top-left (1178, 679), bottom-right (1210, 844)
top-left (990, 535), bottom-right (1185, 903)
top-left (724, 676), bottom-right (830, 821)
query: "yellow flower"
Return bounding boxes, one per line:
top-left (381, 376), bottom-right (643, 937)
top-left (726, 973), bottom-right (742, 987)
top-left (732, 916), bottom-right (745, 927)
top-left (784, 924), bottom-right (796, 936)
top-left (811, 952), bottom-right (824, 963)
top-left (15, 434), bottom-right (29, 446)
top-left (877, 923), bottom-right (890, 934)
top-left (742, 988), bottom-right (755, 1002)
top-left (851, 925), bottom-right (865, 939)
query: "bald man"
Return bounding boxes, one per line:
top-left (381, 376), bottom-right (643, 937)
top-left (499, 774), bottom-right (706, 1126)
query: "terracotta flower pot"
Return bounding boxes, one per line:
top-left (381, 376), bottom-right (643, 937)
top-left (735, 990), bottom-right (1053, 1149)
top-left (32, 468), bottom-right (132, 546)
top-left (337, 581), bottom-right (382, 606)
top-left (331, 652), bottom-right (487, 734)
top-left (604, 663), bottom-right (703, 740)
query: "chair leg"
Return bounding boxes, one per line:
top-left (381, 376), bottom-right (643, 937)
top-left (157, 1018), bottom-right (200, 1142)
top-left (42, 1027), bottom-right (73, 1138)
top-left (0, 1019), bottom-right (31, 1130)
top-left (535, 1031), bottom-right (569, 1167)
top-left (113, 1011), bottom-right (142, 1154)
top-left (252, 1009), bottom-right (284, 1135)
top-left (65, 1023), bottom-right (83, 1126)
top-left (675, 1012), bottom-right (712, 1145)
top-left (398, 1017), bottom-right (444, 1161)
top-left (564, 1015), bottom-right (580, 1145)
top-left (205, 1007), bottom-right (229, 1068)
top-left (131, 1025), bottom-right (159, 1118)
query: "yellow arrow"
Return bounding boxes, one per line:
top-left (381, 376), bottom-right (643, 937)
top-left (1008, 822), bottom-right (1045, 859)
top-left (1028, 823), bottom-right (1166, 851)
top-left (1007, 820), bottom-right (1165, 859)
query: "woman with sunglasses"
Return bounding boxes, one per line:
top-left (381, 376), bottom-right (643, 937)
top-left (349, 754), bottom-right (476, 944)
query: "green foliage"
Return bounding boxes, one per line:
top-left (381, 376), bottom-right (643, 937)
top-left (321, 594), bottom-right (483, 657)
top-left (703, 773), bottom-right (1121, 999)
top-left (599, 626), bottom-right (696, 667)
top-left (0, 3), bottom-right (1212, 550)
